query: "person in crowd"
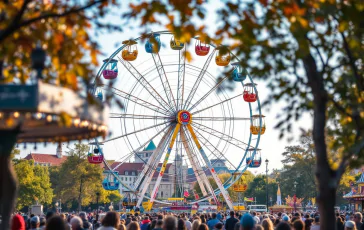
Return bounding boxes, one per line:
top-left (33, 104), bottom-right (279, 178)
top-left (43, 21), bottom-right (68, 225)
top-left (39, 217), bottom-right (46, 229)
top-left (70, 216), bottom-right (83, 230)
top-left (154, 220), bottom-right (164, 230)
top-left (183, 214), bottom-right (192, 230)
top-left (354, 212), bottom-right (362, 230)
top-left (191, 219), bottom-right (201, 230)
top-left (45, 215), bottom-right (70, 230)
top-left (292, 219), bottom-right (305, 230)
top-left (310, 216), bottom-right (320, 230)
top-left (12, 214), bottom-right (26, 230)
top-left (233, 223), bottom-right (240, 230)
top-left (337, 216), bottom-right (345, 230)
top-left (150, 219), bottom-right (157, 230)
top-left (127, 222), bottom-right (141, 230)
top-left (79, 212), bottom-right (92, 229)
top-left (30, 216), bottom-right (41, 230)
top-left (281, 215), bottom-right (290, 223)
top-left (98, 211), bottom-right (121, 230)
top-left (207, 213), bottom-right (220, 230)
top-left (261, 218), bottom-right (273, 230)
top-left (214, 222), bottom-right (223, 230)
top-left (198, 224), bottom-right (209, 230)
top-left (251, 212), bottom-right (259, 225)
top-left (225, 211), bottom-right (239, 230)
top-left (275, 222), bottom-right (291, 230)
top-left (200, 216), bottom-right (206, 224)
top-left (240, 213), bottom-right (255, 230)
top-left (163, 216), bottom-right (177, 230)
top-left (118, 224), bottom-right (127, 230)
top-left (178, 218), bottom-right (187, 230)
top-left (140, 216), bottom-right (151, 230)
top-left (255, 225), bottom-right (263, 230)
top-left (304, 218), bottom-right (312, 230)
top-left (345, 220), bottom-right (357, 230)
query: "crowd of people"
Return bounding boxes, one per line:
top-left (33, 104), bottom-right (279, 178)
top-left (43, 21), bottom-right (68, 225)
top-left (9, 210), bottom-right (364, 230)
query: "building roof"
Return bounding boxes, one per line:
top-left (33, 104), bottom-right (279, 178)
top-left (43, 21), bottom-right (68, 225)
top-left (357, 173), bottom-right (364, 184)
top-left (144, 141), bottom-right (156, 151)
top-left (110, 162), bottom-right (172, 179)
top-left (24, 153), bottom-right (68, 166)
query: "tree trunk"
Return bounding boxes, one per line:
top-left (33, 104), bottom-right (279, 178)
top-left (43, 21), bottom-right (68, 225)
top-left (78, 178), bottom-right (83, 212)
top-left (304, 53), bottom-right (336, 230)
top-left (0, 127), bottom-right (20, 230)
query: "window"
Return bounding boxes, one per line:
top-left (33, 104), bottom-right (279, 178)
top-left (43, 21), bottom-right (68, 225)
top-left (161, 191), bottom-right (164, 197)
top-left (125, 171), bottom-right (128, 175)
top-left (132, 172), bottom-right (135, 176)
top-left (121, 177), bottom-right (123, 181)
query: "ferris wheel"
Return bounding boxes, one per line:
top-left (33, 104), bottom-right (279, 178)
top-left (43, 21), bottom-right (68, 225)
top-left (89, 31), bottom-right (265, 210)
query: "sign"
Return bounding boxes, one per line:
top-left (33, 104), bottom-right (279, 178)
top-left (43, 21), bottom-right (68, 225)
top-left (0, 84), bottom-right (38, 111)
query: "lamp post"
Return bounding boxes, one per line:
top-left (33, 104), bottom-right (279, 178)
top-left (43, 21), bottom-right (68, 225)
top-left (55, 201), bottom-right (59, 213)
top-left (96, 192), bottom-right (100, 222)
top-left (294, 181), bottom-right (298, 212)
top-left (265, 159), bottom-right (269, 210)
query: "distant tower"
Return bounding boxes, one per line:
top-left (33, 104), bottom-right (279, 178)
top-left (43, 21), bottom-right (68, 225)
top-left (56, 143), bottom-right (62, 158)
top-left (276, 183), bottom-right (282, 205)
top-left (134, 141), bottom-right (156, 163)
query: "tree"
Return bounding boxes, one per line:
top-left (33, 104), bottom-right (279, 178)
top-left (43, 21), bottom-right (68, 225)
top-left (56, 143), bottom-right (103, 211)
top-left (13, 160), bottom-right (53, 210)
top-left (125, 1), bottom-right (364, 229)
top-left (0, 1), bottom-right (119, 228)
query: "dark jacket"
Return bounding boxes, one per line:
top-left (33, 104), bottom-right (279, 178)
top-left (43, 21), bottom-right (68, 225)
top-left (225, 217), bottom-right (239, 230)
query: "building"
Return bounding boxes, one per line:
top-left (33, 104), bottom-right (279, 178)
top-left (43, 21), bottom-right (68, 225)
top-left (344, 173), bottom-right (364, 212)
top-left (24, 144), bottom-right (67, 166)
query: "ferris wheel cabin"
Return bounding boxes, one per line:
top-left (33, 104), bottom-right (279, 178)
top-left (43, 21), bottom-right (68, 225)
top-left (170, 36), bottom-right (185, 50)
top-left (102, 58), bottom-right (118, 80)
top-left (250, 115), bottom-right (266, 135)
top-left (243, 83), bottom-right (258, 102)
top-left (102, 171), bottom-right (120, 191)
top-left (121, 40), bottom-right (138, 61)
top-left (215, 47), bottom-right (231, 66)
top-left (246, 148), bottom-right (262, 168)
top-left (145, 33), bottom-right (161, 53)
top-left (195, 37), bottom-right (210, 56)
top-left (87, 142), bottom-right (104, 164)
top-left (231, 62), bottom-right (247, 82)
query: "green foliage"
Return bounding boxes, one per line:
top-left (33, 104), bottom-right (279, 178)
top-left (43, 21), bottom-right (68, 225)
top-left (55, 143), bottom-right (103, 209)
top-left (244, 175), bottom-right (277, 205)
top-left (13, 160), bottom-right (53, 210)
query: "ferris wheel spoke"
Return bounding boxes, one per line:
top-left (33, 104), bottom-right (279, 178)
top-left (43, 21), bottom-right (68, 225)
top-left (134, 126), bottom-right (174, 193)
top-left (192, 122), bottom-right (251, 149)
top-left (176, 47), bottom-right (186, 111)
top-left (193, 116), bottom-right (250, 121)
top-left (186, 124), bottom-right (234, 209)
top-left (191, 93), bottom-right (243, 115)
top-left (183, 49), bottom-right (217, 110)
top-left (149, 124), bottom-right (181, 204)
top-left (109, 113), bottom-right (172, 120)
top-left (103, 120), bottom-right (170, 143)
top-left (151, 53), bottom-right (177, 111)
top-left (191, 126), bottom-right (238, 170)
top-left (188, 73), bottom-right (230, 111)
top-left (108, 86), bottom-right (172, 116)
top-left (117, 57), bottom-right (175, 113)
top-left (180, 127), bottom-right (208, 196)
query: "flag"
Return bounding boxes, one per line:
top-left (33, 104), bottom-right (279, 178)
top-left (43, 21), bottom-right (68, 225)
top-left (193, 190), bottom-right (199, 200)
top-left (244, 197), bottom-right (254, 202)
top-left (184, 190), bottom-right (190, 197)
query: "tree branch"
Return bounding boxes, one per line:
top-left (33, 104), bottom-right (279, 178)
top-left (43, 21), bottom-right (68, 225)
top-left (0, 0), bottom-right (107, 43)
top-left (306, 37), bottom-right (326, 71)
top-left (328, 96), bottom-right (352, 117)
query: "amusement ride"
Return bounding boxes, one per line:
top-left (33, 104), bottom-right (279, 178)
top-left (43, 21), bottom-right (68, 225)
top-left (88, 31), bottom-right (266, 211)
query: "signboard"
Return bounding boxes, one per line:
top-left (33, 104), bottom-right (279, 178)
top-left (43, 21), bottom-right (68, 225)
top-left (0, 84), bottom-right (38, 111)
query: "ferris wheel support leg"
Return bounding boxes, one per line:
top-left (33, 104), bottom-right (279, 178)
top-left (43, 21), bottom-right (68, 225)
top-left (186, 124), bottom-right (234, 210)
top-left (149, 124), bottom-right (181, 204)
top-left (176, 47), bottom-right (186, 111)
top-left (136, 128), bottom-right (174, 208)
top-left (180, 128), bottom-right (208, 197)
top-left (133, 126), bottom-right (174, 191)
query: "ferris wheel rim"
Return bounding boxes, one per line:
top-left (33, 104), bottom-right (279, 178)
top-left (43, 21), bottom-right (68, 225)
top-left (94, 31), bottom-right (264, 205)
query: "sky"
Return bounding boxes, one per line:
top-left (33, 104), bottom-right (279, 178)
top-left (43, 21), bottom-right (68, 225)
top-left (18, 1), bottom-right (313, 175)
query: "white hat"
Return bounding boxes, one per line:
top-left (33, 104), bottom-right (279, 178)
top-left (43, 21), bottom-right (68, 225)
top-left (31, 216), bottom-right (40, 223)
top-left (345, 221), bottom-right (355, 228)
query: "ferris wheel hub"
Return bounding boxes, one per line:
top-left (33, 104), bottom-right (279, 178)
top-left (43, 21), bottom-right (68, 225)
top-left (177, 110), bottom-right (192, 125)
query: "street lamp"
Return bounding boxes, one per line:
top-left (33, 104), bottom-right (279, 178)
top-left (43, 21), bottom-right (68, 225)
top-left (96, 192), bottom-right (100, 222)
top-left (265, 159), bottom-right (269, 210)
top-left (55, 202), bottom-right (59, 213)
top-left (294, 181), bottom-right (298, 212)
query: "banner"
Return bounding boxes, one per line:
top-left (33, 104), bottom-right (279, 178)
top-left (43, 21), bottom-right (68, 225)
top-left (184, 190), bottom-right (190, 197)
top-left (244, 197), bottom-right (254, 202)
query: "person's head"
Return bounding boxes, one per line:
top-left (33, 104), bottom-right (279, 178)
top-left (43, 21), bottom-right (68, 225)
top-left (198, 223), bottom-right (209, 230)
top-left (128, 221), bottom-right (141, 230)
top-left (230, 211), bottom-right (235, 217)
top-left (345, 220), bottom-right (356, 230)
top-left (45, 215), bottom-right (69, 230)
top-left (262, 218), bottom-right (274, 230)
top-left (144, 216), bottom-right (150, 221)
top-left (46, 211), bottom-right (55, 220)
top-left (273, 218), bottom-right (280, 227)
top-left (178, 218), bottom-right (186, 230)
top-left (70, 216), bottom-right (83, 230)
top-left (314, 216), bottom-right (319, 224)
top-left (282, 215), bottom-right (290, 223)
top-left (292, 219), bottom-right (305, 230)
top-left (163, 215), bottom-right (177, 230)
top-left (11, 214), bottom-right (25, 230)
top-left (40, 217), bottom-right (46, 227)
top-left (119, 224), bottom-right (127, 230)
top-left (101, 211), bottom-right (120, 228)
top-left (275, 222), bottom-right (291, 230)
top-left (240, 213), bottom-right (255, 230)
top-left (255, 225), bottom-right (263, 230)
top-left (158, 215), bottom-right (164, 220)
top-left (304, 219), bottom-right (312, 230)
top-left (156, 220), bottom-right (164, 228)
top-left (212, 213), bottom-right (217, 219)
top-left (354, 212), bottom-right (362, 223)
top-left (191, 219), bottom-right (201, 230)
top-left (233, 223), bottom-right (240, 230)
top-left (79, 212), bottom-right (87, 220)
top-left (60, 213), bottom-right (66, 221)
top-left (214, 223), bottom-right (223, 230)
top-left (30, 216), bottom-right (40, 228)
